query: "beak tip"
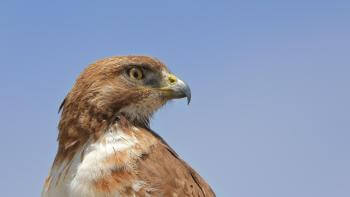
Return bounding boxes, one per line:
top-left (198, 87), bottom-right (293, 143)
top-left (185, 85), bottom-right (191, 105)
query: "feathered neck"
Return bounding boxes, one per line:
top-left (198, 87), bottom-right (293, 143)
top-left (53, 100), bottom-right (151, 166)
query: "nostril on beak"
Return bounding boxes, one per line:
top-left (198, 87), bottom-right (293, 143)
top-left (168, 75), bottom-right (177, 84)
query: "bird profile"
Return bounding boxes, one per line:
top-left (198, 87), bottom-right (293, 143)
top-left (42, 56), bottom-right (215, 197)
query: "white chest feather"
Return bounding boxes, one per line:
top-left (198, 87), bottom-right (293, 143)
top-left (42, 127), bottom-right (143, 197)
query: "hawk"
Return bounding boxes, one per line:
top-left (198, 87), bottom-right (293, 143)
top-left (42, 56), bottom-right (215, 197)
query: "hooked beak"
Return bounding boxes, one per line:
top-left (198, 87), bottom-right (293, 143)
top-left (160, 74), bottom-right (192, 104)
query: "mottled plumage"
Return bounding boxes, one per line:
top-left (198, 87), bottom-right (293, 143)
top-left (42, 56), bottom-right (215, 197)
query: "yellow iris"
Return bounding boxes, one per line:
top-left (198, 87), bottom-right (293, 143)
top-left (129, 67), bottom-right (143, 80)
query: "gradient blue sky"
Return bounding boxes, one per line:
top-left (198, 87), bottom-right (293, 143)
top-left (1, 1), bottom-right (350, 196)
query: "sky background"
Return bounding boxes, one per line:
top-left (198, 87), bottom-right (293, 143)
top-left (1, 1), bottom-right (350, 196)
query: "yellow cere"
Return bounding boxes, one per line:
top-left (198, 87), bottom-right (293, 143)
top-left (168, 74), bottom-right (177, 84)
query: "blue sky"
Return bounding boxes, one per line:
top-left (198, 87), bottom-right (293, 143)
top-left (1, 1), bottom-right (349, 196)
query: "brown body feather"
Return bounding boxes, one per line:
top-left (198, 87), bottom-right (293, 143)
top-left (93, 116), bottom-right (215, 196)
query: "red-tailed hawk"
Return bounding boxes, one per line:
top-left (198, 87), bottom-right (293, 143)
top-left (42, 56), bottom-right (215, 197)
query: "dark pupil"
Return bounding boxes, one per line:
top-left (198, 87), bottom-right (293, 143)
top-left (133, 71), bottom-right (139, 78)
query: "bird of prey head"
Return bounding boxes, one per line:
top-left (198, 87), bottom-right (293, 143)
top-left (56, 56), bottom-right (191, 162)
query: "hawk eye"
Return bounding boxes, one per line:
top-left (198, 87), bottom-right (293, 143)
top-left (129, 67), bottom-right (143, 80)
